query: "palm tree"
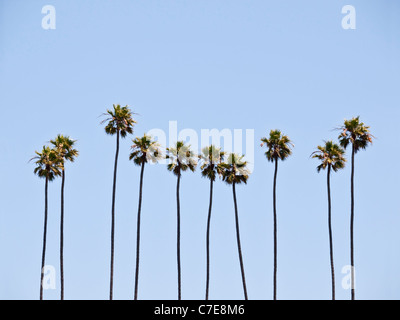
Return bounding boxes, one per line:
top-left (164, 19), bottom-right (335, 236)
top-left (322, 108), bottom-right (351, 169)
top-left (129, 134), bottom-right (163, 300)
top-left (311, 141), bottom-right (346, 300)
top-left (166, 141), bottom-right (197, 300)
top-left (219, 153), bottom-right (250, 300)
top-left (261, 130), bottom-right (293, 300)
top-left (101, 104), bottom-right (136, 300)
top-left (50, 134), bottom-right (78, 300)
top-left (198, 145), bottom-right (225, 300)
top-left (338, 116), bottom-right (373, 300)
top-left (31, 146), bottom-right (62, 300)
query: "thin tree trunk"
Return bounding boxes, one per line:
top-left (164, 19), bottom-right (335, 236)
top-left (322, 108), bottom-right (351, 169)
top-left (110, 130), bottom-right (120, 300)
top-left (40, 176), bottom-right (49, 300)
top-left (134, 161), bottom-right (145, 300)
top-left (205, 178), bottom-right (213, 300)
top-left (350, 144), bottom-right (355, 300)
top-left (273, 158), bottom-right (278, 300)
top-left (60, 169), bottom-right (65, 300)
top-left (327, 165), bottom-right (335, 300)
top-left (176, 171), bottom-right (182, 300)
top-left (232, 182), bottom-right (248, 300)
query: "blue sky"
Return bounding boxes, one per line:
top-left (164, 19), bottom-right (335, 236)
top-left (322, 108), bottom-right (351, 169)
top-left (0, 0), bottom-right (399, 300)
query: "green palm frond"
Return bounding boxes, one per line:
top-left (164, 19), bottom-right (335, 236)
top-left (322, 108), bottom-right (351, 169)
top-left (50, 134), bottom-right (79, 165)
top-left (129, 133), bottom-right (163, 166)
top-left (31, 146), bottom-right (63, 181)
top-left (198, 145), bottom-right (225, 182)
top-left (338, 116), bottom-right (373, 153)
top-left (220, 153), bottom-right (250, 185)
top-left (261, 130), bottom-right (294, 162)
top-left (166, 141), bottom-right (197, 176)
top-left (311, 140), bottom-right (346, 173)
top-left (100, 104), bottom-right (136, 138)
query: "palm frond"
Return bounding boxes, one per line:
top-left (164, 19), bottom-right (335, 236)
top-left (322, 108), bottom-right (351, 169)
top-left (129, 133), bottom-right (164, 166)
top-left (261, 130), bottom-right (293, 162)
top-left (198, 145), bottom-right (225, 182)
top-left (220, 153), bottom-right (250, 185)
top-left (50, 134), bottom-right (79, 165)
top-left (337, 116), bottom-right (373, 153)
top-left (166, 141), bottom-right (197, 176)
top-left (31, 145), bottom-right (63, 181)
top-left (100, 104), bottom-right (136, 138)
top-left (311, 140), bottom-right (346, 173)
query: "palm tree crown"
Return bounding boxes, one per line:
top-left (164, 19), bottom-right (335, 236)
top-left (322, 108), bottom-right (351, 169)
top-left (311, 141), bottom-right (346, 172)
top-left (129, 134), bottom-right (163, 166)
top-left (198, 145), bottom-right (225, 182)
top-left (31, 146), bottom-right (63, 181)
top-left (50, 135), bottom-right (79, 164)
top-left (101, 104), bottom-right (136, 138)
top-left (166, 141), bottom-right (197, 176)
top-left (219, 153), bottom-right (250, 185)
top-left (338, 116), bottom-right (373, 152)
top-left (261, 130), bottom-right (293, 162)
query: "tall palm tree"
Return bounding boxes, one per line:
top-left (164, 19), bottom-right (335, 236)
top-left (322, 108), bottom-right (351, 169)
top-left (166, 141), bottom-right (197, 300)
top-left (129, 134), bottom-right (163, 300)
top-left (31, 146), bottom-right (62, 300)
top-left (261, 130), bottom-right (293, 300)
top-left (311, 141), bottom-right (346, 300)
top-left (198, 145), bottom-right (225, 300)
top-left (338, 116), bottom-right (373, 300)
top-left (101, 104), bottom-right (136, 300)
top-left (50, 134), bottom-right (79, 300)
top-left (219, 153), bottom-right (250, 300)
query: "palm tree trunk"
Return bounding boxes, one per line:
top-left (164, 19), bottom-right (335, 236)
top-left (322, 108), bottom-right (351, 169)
top-left (176, 170), bottom-right (182, 300)
top-left (110, 130), bottom-right (120, 300)
top-left (40, 176), bottom-right (49, 300)
top-left (205, 178), bottom-right (213, 300)
top-left (232, 182), bottom-right (248, 300)
top-left (350, 144), bottom-right (355, 300)
top-left (60, 169), bottom-right (65, 300)
top-left (327, 165), bottom-right (335, 300)
top-left (273, 158), bottom-right (278, 300)
top-left (134, 161), bottom-right (145, 300)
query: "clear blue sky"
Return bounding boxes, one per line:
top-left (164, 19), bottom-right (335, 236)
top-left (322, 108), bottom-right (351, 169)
top-left (0, 0), bottom-right (399, 300)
